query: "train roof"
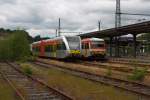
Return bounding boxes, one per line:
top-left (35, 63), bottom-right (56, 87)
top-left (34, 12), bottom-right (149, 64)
top-left (82, 38), bottom-right (104, 42)
top-left (31, 36), bottom-right (80, 45)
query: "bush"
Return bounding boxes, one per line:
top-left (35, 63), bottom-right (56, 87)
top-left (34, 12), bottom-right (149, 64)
top-left (0, 30), bottom-right (31, 61)
top-left (128, 67), bottom-right (147, 81)
top-left (21, 64), bottom-right (33, 75)
top-left (23, 67), bottom-right (33, 75)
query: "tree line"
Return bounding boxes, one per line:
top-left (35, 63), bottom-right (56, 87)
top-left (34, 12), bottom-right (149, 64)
top-left (0, 30), bottom-right (31, 61)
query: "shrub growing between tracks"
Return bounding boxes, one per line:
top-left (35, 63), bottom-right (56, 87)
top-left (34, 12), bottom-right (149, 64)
top-left (128, 67), bottom-right (147, 81)
top-left (21, 63), bottom-right (33, 75)
top-left (23, 67), bottom-right (33, 76)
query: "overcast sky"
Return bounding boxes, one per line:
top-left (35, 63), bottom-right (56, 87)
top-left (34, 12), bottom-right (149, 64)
top-left (0, 0), bottom-right (150, 37)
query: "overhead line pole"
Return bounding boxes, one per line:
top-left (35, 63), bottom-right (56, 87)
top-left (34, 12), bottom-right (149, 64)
top-left (115, 0), bottom-right (121, 57)
top-left (98, 20), bottom-right (101, 31)
top-left (116, 0), bottom-right (121, 28)
top-left (58, 18), bottom-right (61, 37)
top-left (56, 29), bottom-right (58, 37)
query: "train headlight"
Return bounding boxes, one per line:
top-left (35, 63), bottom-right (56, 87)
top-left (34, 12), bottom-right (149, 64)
top-left (91, 51), bottom-right (106, 55)
top-left (70, 50), bottom-right (80, 54)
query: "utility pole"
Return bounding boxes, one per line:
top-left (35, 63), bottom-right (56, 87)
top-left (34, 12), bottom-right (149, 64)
top-left (115, 0), bottom-right (121, 57)
top-left (98, 20), bottom-right (101, 31)
top-left (115, 0), bottom-right (121, 28)
top-left (56, 29), bottom-right (58, 37)
top-left (58, 18), bottom-right (61, 37)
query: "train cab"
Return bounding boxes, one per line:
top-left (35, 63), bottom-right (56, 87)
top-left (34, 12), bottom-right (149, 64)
top-left (81, 38), bottom-right (106, 59)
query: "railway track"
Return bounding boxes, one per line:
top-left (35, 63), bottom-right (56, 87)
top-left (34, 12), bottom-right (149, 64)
top-left (109, 58), bottom-right (150, 67)
top-left (0, 62), bottom-right (73, 100)
top-left (39, 58), bottom-right (149, 74)
top-left (32, 60), bottom-right (150, 98)
top-left (74, 61), bottom-right (150, 74)
top-left (0, 71), bottom-right (22, 100)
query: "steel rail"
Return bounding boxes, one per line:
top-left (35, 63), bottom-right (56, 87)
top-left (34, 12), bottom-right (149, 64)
top-left (109, 58), bottom-right (150, 67)
top-left (73, 61), bottom-right (150, 74)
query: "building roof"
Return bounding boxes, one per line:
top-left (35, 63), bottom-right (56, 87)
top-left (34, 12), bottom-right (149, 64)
top-left (79, 21), bottom-right (150, 38)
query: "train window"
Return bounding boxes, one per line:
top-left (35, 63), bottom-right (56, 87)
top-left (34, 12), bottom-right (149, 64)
top-left (57, 42), bottom-right (66, 50)
top-left (91, 41), bottom-right (105, 49)
top-left (66, 36), bottom-right (81, 50)
top-left (61, 42), bottom-right (66, 50)
top-left (33, 47), bottom-right (39, 52)
top-left (82, 43), bottom-right (84, 49)
top-left (57, 44), bottom-right (61, 50)
top-left (53, 45), bottom-right (57, 52)
top-left (50, 45), bottom-right (53, 52)
top-left (51, 45), bottom-right (56, 52)
top-left (85, 43), bottom-right (89, 49)
top-left (82, 43), bottom-right (86, 49)
top-left (34, 47), bottom-right (36, 52)
top-left (45, 45), bottom-right (51, 52)
top-left (32, 47), bottom-right (35, 51)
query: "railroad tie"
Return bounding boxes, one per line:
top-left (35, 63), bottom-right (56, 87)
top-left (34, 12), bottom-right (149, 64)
top-left (26, 92), bottom-right (60, 100)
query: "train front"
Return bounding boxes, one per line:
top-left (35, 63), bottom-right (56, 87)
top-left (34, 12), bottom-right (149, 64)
top-left (90, 38), bottom-right (106, 59)
top-left (65, 36), bottom-right (81, 58)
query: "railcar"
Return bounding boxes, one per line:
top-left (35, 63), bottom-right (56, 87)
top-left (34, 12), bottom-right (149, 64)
top-left (81, 38), bottom-right (106, 59)
top-left (31, 36), bottom-right (81, 59)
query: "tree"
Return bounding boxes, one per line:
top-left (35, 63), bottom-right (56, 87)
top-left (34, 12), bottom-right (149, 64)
top-left (0, 30), bottom-right (31, 61)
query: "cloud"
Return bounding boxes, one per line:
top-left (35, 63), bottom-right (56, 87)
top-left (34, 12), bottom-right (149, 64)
top-left (0, 0), bottom-right (17, 4)
top-left (0, 0), bottom-right (149, 37)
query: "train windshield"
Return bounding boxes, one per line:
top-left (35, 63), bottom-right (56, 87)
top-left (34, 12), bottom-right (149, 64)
top-left (66, 37), bottom-right (81, 50)
top-left (91, 41), bottom-right (105, 49)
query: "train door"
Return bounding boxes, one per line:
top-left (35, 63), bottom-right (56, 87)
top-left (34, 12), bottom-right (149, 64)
top-left (82, 43), bottom-right (86, 57)
top-left (60, 42), bottom-right (66, 58)
top-left (51, 45), bottom-right (54, 57)
top-left (44, 45), bottom-right (50, 57)
top-left (32, 45), bottom-right (40, 56)
top-left (56, 41), bottom-right (66, 58)
top-left (49, 45), bottom-right (53, 57)
top-left (56, 42), bottom-right (60, 58)
top-left (53, 43), bottom-right (57, 58)
top-left (82, 42), bottom-right (90, 57)
top-left (40, 43), bottom-right (45, 57)
top-left (86, 42), bottom-right (90, 57)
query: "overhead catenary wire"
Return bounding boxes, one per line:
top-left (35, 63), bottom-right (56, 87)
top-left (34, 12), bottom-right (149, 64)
top-left (120, 12), bottom-right (150, 17)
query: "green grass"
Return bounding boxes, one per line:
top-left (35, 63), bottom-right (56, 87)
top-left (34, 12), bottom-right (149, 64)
top-left (23, 63), bottom-right (144, 100)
